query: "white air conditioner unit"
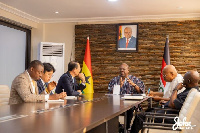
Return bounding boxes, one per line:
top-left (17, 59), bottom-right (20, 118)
top-left (38, 42), bottom-right (65, 83)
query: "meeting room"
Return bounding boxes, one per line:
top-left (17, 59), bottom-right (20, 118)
top-left (0, 0), bottom-right (200, 133)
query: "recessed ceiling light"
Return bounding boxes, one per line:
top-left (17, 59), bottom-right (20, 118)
top-left (108, 0), bottom-right (118, 1)
top-left (177, 6), bottom-right (183, 9)
top-left (55, 11), bottom-right (59, 14)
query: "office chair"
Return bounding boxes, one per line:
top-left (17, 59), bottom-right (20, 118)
top-left (142, 88), bottom-right (200, 133)
top-left (0, 85), bottom-right (10, 105)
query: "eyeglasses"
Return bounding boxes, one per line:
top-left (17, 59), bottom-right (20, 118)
top-left (163, 74), bottom-right (167, 77)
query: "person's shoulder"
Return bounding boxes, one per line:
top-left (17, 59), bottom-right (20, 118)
top-left (111, 76), bottom-right (120, 80)
top-left (119, 37), bottom-right (126, 41)
top-left (14, 71), bottom-right (27, 80)
top-left (174, 74), bottom-right (183, 82)
top-left (129, 75), bottom-right (137, 79)
top-left (60, 72), bottom-right (69, 78)
top-left (60, 72), bottom-right (72, 81)
top-left (130, 36), bottom-right (136, 39)
top-left (177, 74), bottom-right (183, 78)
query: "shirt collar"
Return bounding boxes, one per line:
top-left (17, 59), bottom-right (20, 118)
top-left (26, 70), bottom-right (35, 93)
top-left (26, 70), bottom-right (33, 82)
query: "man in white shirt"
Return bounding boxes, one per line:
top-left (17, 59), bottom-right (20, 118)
top-left (148, 65), bottom-right (184, 102)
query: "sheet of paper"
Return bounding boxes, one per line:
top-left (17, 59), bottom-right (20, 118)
top-left (113, 85), bottom-right (120, 95)
top-left (121, 95), bottom-right (143, 100)
top-left (47, 99), bottom-right (64, 102)
top-left (65, 96), bottom-right (77, 99)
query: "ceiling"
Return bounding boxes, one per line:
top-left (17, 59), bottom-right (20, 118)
top-left (0, 0), bottom-right (200, 23)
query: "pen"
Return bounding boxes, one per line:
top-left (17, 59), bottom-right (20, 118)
top-left (62, 89), bottom-right (64, 98)
top-left (148, 88), bottom-right (150, 94)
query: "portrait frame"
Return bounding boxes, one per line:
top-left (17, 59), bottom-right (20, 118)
top-left (117, 23), bottom-right (138, 52)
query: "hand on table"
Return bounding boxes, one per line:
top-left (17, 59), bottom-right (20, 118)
top-left (77, 90), bottom-right (82, 95)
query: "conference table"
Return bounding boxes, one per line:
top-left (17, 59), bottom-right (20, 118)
top-left (0, 93), bottom-right (149, 133)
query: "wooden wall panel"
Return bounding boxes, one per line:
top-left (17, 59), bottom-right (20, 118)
top-left (75, 20), bottom-right (200, 93)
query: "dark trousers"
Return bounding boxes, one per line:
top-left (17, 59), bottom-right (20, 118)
top-left (126, 108), bottom-right (134, 130)
top-left (126, 104), bottom-right (143, 130)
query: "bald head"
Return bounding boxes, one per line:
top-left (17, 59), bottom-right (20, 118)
top-left (124, 27), bottom-right (132, 39)
top-left (120, 63), bottom-right (129, 69)
top-left (183, 70), bottom-right (199, 88)
top-left (162, 65), bottom-right (178, 82)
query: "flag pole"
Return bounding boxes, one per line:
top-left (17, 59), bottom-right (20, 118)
top-left (159, 35), bottom-right (170, 92)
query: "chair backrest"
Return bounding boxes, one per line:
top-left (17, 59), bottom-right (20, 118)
top-left (184, 101), bottom-right (200, 133)
top-left (178, 88), bottom-right (200, 133)
top-left (0, 85), bottom-right (10, 105)
top-left (142, 88), bottom-right (199, 133)
top-left (179, 88), bottom-right (199, 120)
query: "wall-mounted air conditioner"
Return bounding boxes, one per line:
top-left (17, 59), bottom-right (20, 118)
top-left (38, 42), bottom-right (65, 83)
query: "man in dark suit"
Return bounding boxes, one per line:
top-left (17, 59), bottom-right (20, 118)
top-left (56, 61), bottom-right (86, 96)
top-left (37, 63), bottom-right (56, 94)
top-left (118, 27), bottom-right (136, 48)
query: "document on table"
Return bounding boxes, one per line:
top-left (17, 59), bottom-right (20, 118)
top-left (65, 96), bottom-right (77, 99)
top-left (121, 94), bottom-right (144, 100)
top-left (47, 99), bottom-right (64, 102)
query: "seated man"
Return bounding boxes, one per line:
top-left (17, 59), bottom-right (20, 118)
top-left (37, 63), bottom-right (56, 94)
top-left (108, 63), bottom-right (145, 94)
top-left (9, 60), bottom-right (66, 105)
top-left (131, 70), bottom-right (199, 133)
top-left (108, 63), bottom-right (145, 130)
top-left (56, 61), bottom-right (86, 96)
top-left (149, 65), bottom-right (184, 102)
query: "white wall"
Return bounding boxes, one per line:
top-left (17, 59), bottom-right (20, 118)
top-left (31, 22), bottom-right (76, 72)
top-left (0, 25), bottom-right (26, 88)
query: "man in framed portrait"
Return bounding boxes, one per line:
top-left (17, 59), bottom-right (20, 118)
top-left (118, 27), bottom-right (136, 48)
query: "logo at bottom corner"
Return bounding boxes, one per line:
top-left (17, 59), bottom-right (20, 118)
top-left (172, 117), bottom-right (196, 130)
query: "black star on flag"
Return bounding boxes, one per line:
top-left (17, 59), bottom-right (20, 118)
top-left (83, 73), bottom-right (91, 84)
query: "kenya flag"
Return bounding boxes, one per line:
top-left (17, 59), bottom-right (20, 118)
top-left (159, 36), bottom-right (170, 92)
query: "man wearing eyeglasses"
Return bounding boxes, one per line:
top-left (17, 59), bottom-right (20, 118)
top-left (108, 63), bottom-right (145, 94)
top-left (148, 65), bottom-right (185, 102)
top-left (108, 63), bottom-right (145, 131)
top-left (37, 63), bottom-right (56, 94)
top-left (37, 62), bottom-right (66, 99)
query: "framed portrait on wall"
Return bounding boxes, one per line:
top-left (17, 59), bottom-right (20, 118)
top-left (117, 23), bottom-right (138, 52)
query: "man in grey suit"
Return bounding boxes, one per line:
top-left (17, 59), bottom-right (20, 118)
top-left (9, 60), bottom-right (66, 105)
top-left (118, 27), bottom-right (136, 48)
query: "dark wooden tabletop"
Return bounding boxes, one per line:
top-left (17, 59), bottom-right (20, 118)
top-left (0, 93), bottom-right (148, 133)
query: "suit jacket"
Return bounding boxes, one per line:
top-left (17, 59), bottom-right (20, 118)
top-left (9, 71), bottom-right (45, 105)
top-left (118, 36), bottom-right (136, 48)
top-left (55, 71), bottom-right (86, 96)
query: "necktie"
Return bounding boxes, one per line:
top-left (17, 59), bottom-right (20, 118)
top-left (126, 38), bottom-right (129, 48)
top-left (32, 80), bottom-right (37, 94)
top-left (44, 84), bottom-right (49, 94)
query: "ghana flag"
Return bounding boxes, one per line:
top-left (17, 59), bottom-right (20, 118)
top-left (118, 26), bottom-right (122, 40)
top-left (159, 35), bottom-right (170, 92)
top-left (81, 37), bottom-right (94, 93)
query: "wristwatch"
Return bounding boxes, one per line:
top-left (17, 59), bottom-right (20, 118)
top-left (173, 88), bottom-right (178, 92)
